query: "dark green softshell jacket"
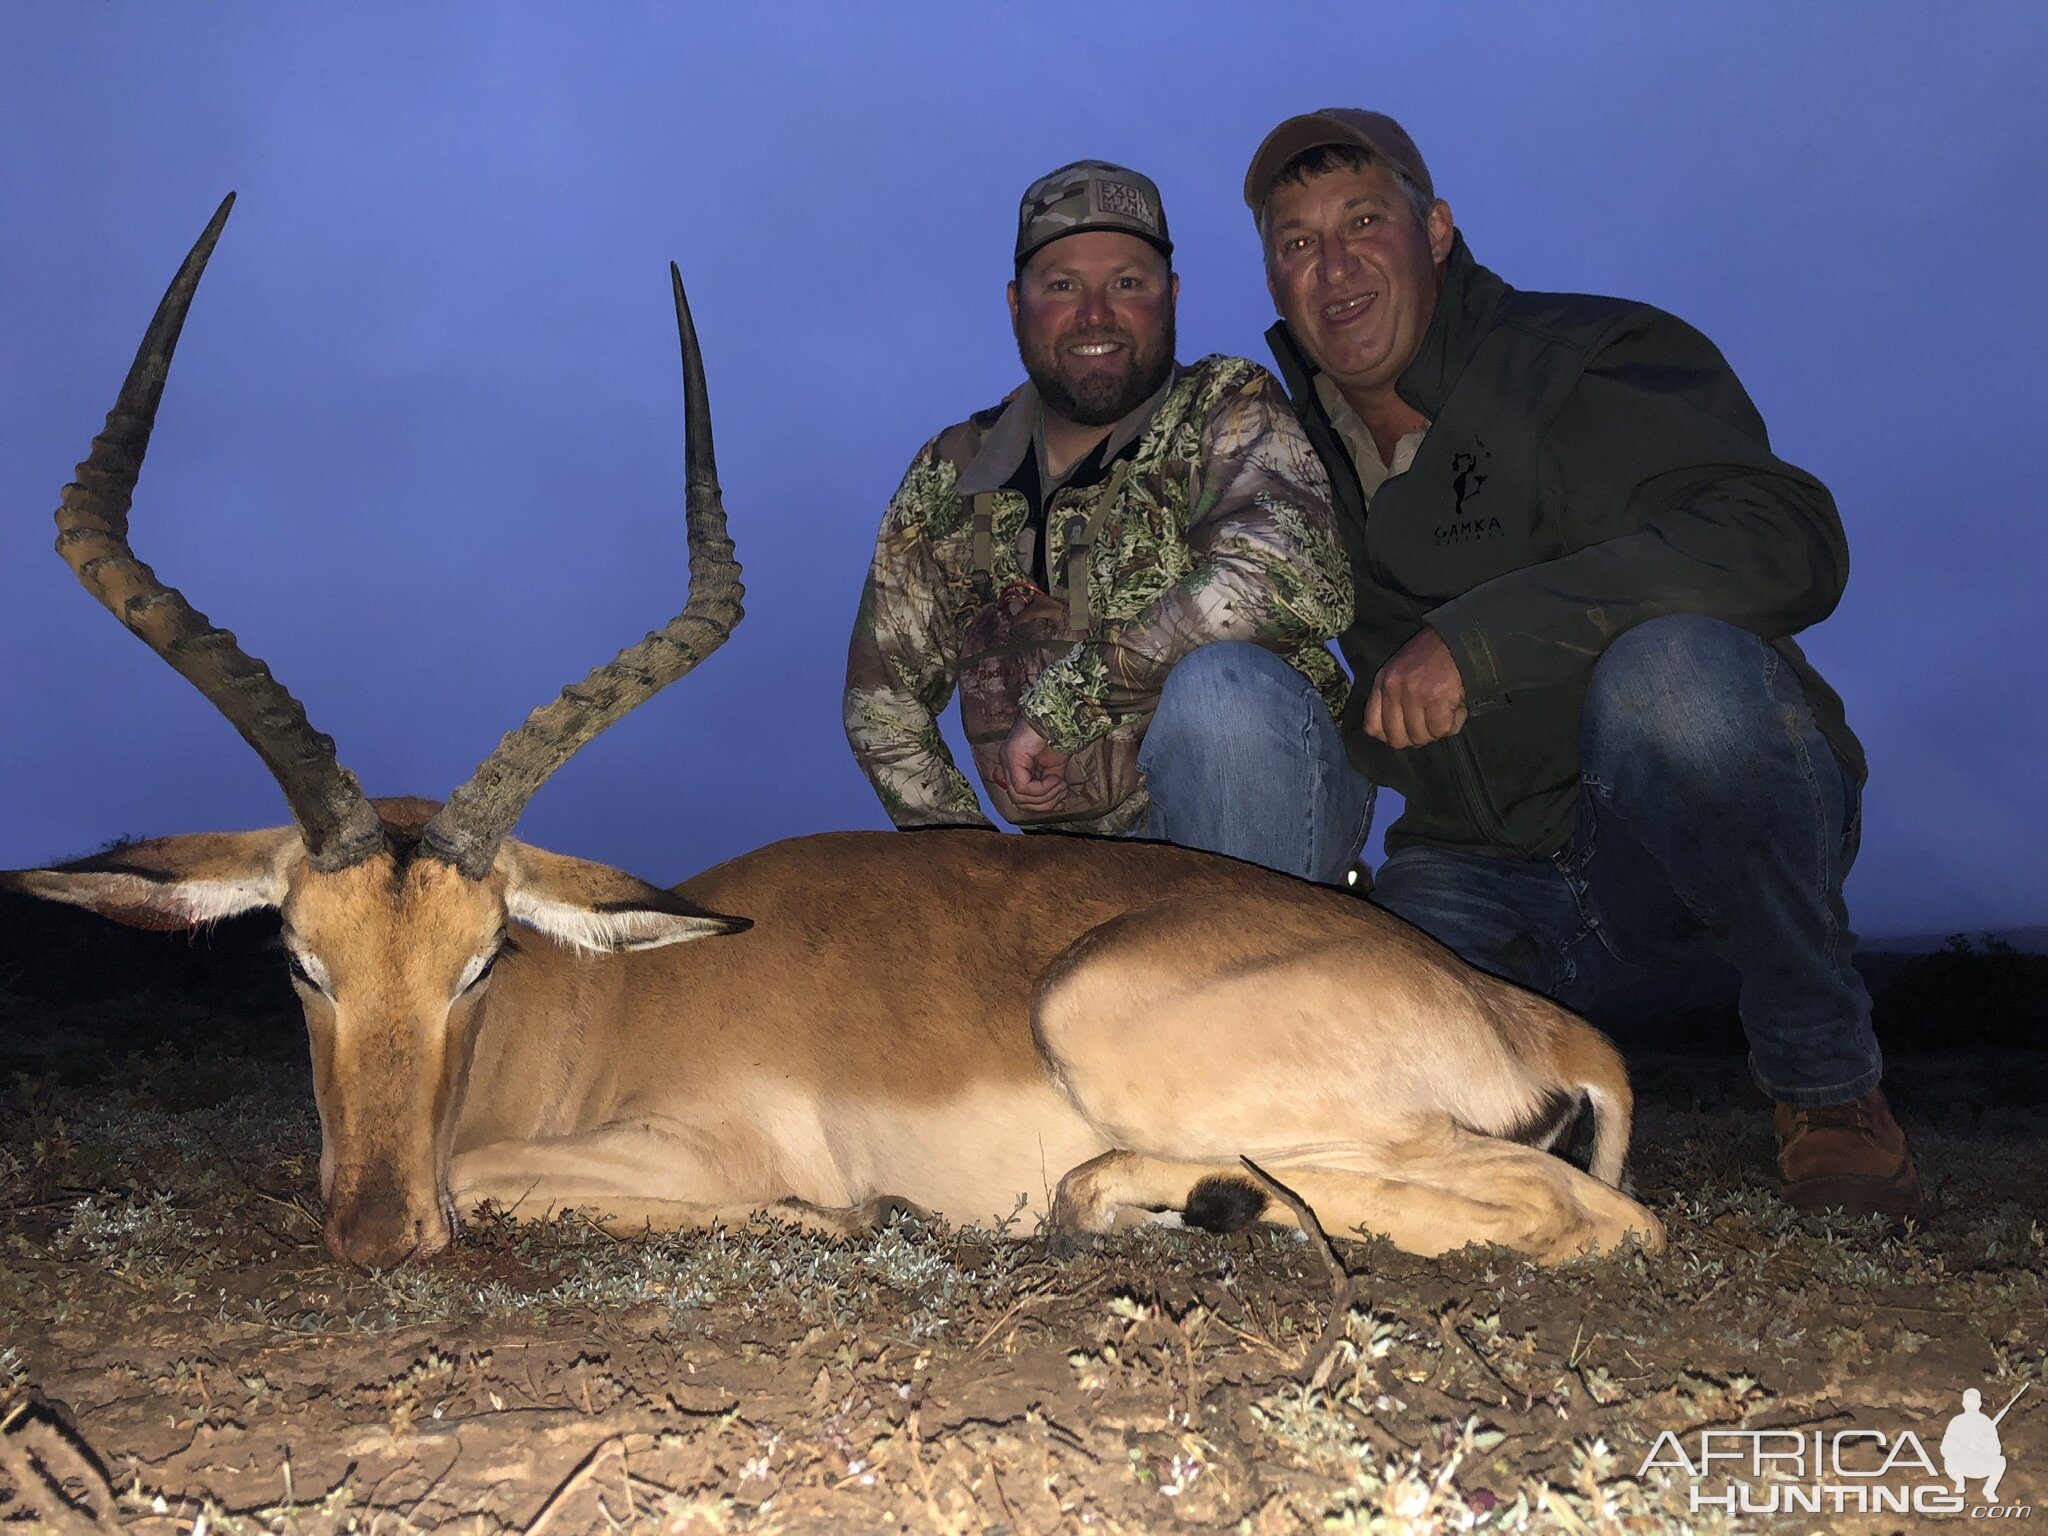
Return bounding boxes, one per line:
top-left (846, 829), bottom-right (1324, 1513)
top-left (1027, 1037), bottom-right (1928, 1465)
top-left (1268, 231), bottom-right (1864, 861)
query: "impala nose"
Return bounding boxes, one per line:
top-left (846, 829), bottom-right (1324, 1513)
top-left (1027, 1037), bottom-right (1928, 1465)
top-left (324, 1166), bottom-right (451, 1269)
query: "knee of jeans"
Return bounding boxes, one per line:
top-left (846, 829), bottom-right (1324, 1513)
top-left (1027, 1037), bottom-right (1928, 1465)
top-left (1585, 616), bottom-right (1784, 788)
top-left (1150, 642), bottom-right (1295, 747)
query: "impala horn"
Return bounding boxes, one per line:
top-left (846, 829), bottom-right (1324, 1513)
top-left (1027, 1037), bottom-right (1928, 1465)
top-left (419, 264), bottom-right (744, 878)
top-left (54, 192), bottom-right (385, 871)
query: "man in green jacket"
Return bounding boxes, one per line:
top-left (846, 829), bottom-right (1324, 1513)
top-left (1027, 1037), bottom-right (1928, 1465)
top-left (845, 159), bottom-right (1365, 881)
top-left (1244, 109), bottom-right (1919, 1218)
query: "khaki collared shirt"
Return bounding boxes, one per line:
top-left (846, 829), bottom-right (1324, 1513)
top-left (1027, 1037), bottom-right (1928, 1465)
top-left (1315, 375), bottom-right (1428, 502)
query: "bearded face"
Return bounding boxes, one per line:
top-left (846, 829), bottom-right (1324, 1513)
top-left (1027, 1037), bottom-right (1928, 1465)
top-left (1010, 230), bottom-right (1178, 428)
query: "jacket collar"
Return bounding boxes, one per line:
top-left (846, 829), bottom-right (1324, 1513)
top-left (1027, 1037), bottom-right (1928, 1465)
top-left (954, 367), bottom-right (1179, 497)
top-left (1264, 229), bottom-right (1513, 424)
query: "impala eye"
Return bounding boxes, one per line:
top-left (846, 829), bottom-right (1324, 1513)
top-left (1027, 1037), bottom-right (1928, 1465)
top-left (459, 934), bottom-right (517, 995)
top-left (284, 949), bottom-right (327, 996)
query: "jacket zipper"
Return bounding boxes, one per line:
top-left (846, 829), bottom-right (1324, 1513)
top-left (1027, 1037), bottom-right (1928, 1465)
top-left (1277, 326), bottom-right (1519, 852)
top-left (1447, 733), bottom-right (1520, 852)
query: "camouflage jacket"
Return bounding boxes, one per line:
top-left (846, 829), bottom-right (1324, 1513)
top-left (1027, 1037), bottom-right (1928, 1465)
top-left (844, 354), bottom-right (1352, 833)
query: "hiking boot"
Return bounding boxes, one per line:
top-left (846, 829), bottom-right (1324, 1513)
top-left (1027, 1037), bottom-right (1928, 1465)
top-left (1774, 1088), bottom-right (1925, 1219)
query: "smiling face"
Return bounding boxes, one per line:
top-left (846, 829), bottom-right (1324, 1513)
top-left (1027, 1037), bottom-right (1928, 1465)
top-left (1008, 229), bottom-right (1178, 428)
top-left (1263, 160), bottom-right (1453, 414)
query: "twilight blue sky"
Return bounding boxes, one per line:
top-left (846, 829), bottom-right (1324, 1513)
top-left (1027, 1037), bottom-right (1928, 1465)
top-left (2, 6), bottom-right (2043, 938)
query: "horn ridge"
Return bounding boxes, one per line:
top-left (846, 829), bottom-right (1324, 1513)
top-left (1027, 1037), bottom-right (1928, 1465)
top-left (420, 263), bottom-right (744, 878)
top-left (54, 193), bottom-right (384, 872)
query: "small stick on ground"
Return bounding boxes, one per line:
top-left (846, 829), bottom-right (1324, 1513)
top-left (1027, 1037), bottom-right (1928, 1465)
top-left (524, 1434), bottom-right (625, 1535)
top-left (987, 1457), bottom-right (1021, 1532)
top-left (1238, 1156), bottom-right (1359, 1390)
top-left (965, 1277), bottom-right (1088, 1361)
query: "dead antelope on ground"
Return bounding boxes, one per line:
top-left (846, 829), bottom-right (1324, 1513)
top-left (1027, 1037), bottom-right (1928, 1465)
top-left (6, 196), bottom-right (1663, 1272)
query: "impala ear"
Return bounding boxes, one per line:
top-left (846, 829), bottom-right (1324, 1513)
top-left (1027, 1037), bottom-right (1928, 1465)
top-left (499, 842), bottom-right (750, 954)
top-left (1, 828), bottom-right (300, 931)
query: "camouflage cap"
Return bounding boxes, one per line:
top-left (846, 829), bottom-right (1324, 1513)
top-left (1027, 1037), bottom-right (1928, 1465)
top-left (1015, 159), bottom-right (1172, 269)
top-left (1242, 109), bottom-right (1435, 214)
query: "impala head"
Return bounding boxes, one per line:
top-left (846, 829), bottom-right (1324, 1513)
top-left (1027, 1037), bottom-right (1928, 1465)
top-left (3, 195), bottom-right (749, 1268)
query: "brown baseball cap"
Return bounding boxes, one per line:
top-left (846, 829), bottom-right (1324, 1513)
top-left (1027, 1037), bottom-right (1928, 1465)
top-left (1242, 109), bottom-right (1435, 214)
top-left (1015, 159), bottom-right (1172, 269)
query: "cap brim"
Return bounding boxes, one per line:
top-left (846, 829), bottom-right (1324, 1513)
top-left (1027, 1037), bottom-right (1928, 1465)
top-left (1243, 113), bottom-right (1378, 211)
top-left (1015, 227), bottom-right (1174, 271)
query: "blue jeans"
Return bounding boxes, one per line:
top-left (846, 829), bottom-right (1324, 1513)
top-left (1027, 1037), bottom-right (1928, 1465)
top-left (1136, 641), bottom-right (1374, 885)
top-left (1372, 616), bottom-right (1881, 1107)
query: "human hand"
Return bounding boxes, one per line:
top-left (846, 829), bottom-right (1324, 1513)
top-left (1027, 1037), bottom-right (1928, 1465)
top-left (1364, 627), bottom-right (1468, 749)
top-left (996, 718), bottom-right (1072, 814)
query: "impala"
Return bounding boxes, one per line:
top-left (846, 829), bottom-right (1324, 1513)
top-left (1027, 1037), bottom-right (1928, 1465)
top-left (5, 197), bottom-right (1663, 1270)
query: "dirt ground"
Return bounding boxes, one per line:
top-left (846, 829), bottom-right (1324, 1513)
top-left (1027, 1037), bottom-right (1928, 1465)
top-left (1, 916), bottom-right (2042, 1534)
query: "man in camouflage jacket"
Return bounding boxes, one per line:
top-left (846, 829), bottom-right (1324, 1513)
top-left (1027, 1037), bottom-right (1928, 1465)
top-left (844, 159), bottom-right (1368, 882)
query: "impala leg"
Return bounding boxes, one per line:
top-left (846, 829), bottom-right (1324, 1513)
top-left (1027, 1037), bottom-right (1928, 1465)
top-left (1051, 1139), bottom-right (1662, 1265)
top-left (1050, 1148), bottom-right (1506, 1257)
top-left (463, 1192), bottom-right (932, 1241)
top-left (1050, 1149), bottom-right (1274, 1236)
top-left (1374, 1128), bottom-right (1665, 1261)
top-left (449, 1133), bottom-right (929, 1241)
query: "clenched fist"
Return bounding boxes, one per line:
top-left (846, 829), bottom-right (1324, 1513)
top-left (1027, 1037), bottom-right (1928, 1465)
top-left (1364, 627), bottom-right (1468, 749)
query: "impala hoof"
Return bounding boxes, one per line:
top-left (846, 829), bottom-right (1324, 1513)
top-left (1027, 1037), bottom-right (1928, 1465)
top-left (857, 1194), bottom-right (934, 1233)
top-left (1044, 1225), bottom-right (1106, 1261)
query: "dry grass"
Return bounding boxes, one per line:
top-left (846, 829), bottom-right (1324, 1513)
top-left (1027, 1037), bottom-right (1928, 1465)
top-left (2, 981), bottom-right (2043, 1532)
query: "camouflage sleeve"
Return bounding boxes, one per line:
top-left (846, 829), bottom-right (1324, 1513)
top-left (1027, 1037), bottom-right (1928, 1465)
top-left (1022, 369), bottom-right (1352, 752)
top-left (843, 442), bottom-right (994, 828)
